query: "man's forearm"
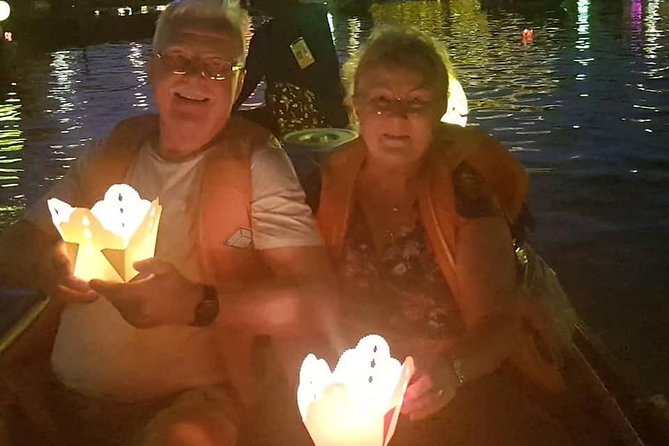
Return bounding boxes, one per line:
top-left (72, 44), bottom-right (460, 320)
top-left (215, 278), bottom-right (339, 338)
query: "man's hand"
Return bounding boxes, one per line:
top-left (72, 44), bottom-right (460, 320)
top-left (401, 355), bottom-right (459, 421)
top-left (38, 242), bottom-right (97, 303)
top-left (89, 258), bottom-right (202, 328)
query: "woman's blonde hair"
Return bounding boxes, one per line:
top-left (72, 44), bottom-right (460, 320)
top-left (153, 0), bottom-right (247, 57)
top-left (344, 25), bottom-right (452, 107)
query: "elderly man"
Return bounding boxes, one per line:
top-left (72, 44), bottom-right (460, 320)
top-left (0, 1), bottom-right (336, 445)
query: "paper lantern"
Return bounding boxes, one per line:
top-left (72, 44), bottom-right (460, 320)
top-left (47, 184), bottom-right (162, 283)
top-left (441, 74), bottom-right (469, 127)
top-left (297, 334), bottom-right (415, 446)
top-left (0, 2), bottom-right (10, 22)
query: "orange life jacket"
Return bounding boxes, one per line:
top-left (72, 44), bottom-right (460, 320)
top-left (318, 123), bottom-right (566, 394)
top-left (74, 113), bottom-right (272, 405)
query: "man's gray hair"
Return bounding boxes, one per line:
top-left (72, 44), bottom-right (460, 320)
top-left (153, 0), bottom-right (246, 55)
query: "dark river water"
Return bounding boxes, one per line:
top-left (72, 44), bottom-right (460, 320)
top-left (0, 0), bottom-right (667, 397)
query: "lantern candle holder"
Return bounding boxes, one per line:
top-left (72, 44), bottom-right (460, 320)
top-left (47, 184), bottom-right (162, 283)
top-left (297, 334), bottom-right (415, 446)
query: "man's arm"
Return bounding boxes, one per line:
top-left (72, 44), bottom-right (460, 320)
top-left (90, 246), bottom-right (340, 339)
top-left (92, 139), bottom-right (340, 337)
top-left (217, 245), bottom-right (339, 337)
top-left (0, 219), bottom-right (97, 303)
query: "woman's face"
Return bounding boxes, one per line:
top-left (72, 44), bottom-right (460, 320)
top-left (354, 66), bottom-right (444, 167)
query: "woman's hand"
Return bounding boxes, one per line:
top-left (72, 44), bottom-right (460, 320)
top-left (38, 241), bottom-right (97, 303)
top-left (89, 258), bottom-right (203, 328)
top-left (401, 355), bottom-right (459, 421)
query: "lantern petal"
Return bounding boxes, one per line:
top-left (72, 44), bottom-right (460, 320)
top-left (64, 242), bottom-right (79, 266)
top-left (123, 198), bottom-right (162, 281)
top-left (47, 198), bottom-right (75, 239)
top-left (298, 353), bottom-right (333, 419)
top-left (383, 357), bottom-right (415, 446)
top-left (91, 184), bottom-right (152, 243)
top-left (101, 248), bottom-right (129, 281)
top-left (72, 243), bottom-right (124, 282)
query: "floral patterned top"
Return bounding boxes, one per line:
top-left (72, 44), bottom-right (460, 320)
top-left (336, 162), bottom-right (512, 353)
top-left (338, 202), bottom-right (465, 347)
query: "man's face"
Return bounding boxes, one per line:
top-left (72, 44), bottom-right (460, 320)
top-left (149, 26), bottom-right (244, 156)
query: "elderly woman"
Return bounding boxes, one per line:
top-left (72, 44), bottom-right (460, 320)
top-left (316, 26), bottom-right (572, 445)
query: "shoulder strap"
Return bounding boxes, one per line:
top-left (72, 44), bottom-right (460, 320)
top-left (196, 115), bottom-right (273, 286)
top-left (316, 138), bottom-right (366, 260)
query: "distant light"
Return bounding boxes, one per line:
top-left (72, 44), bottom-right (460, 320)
top-left (156, 4), bottom-right (168, 11)
top-left (522, 28), bottom-right (534, 43)
top-left (141, 5), bottom-right (149, 14)
top-left (0, 1), bottom-right (11, 22)
top-left (94, 9), bottom-right (100, 16)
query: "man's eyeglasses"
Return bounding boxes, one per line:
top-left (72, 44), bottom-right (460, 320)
top-left (155, 52), bottom-right (244, 81)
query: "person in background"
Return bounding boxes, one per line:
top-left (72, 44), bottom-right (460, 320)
top-left (0, 1), bottom-right (337, 445)
top-left (315, 25), bottom-right (574, 445)
top-left (233, 0), bottom-right (349, 137)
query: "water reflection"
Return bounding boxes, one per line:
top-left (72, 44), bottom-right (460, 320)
top-left (644, 0), bottom-right (662, 62)
top-left (630, 0), bottom-right (643, 42)
top-left (0, 84), bottom-right (24, 189)
top-left (0, 82), bottom-right (25, 224)
top-left (0, 42), bottom-right (156, 226)
top-left (128, 42), bottom-right (150, 109)
top-left (346, 17), bottom-right (362, 59)
top-left (370, 0), bottom-right (449, 37)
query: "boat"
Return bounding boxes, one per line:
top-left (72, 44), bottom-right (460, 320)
top-left (1, 258), bottom-right (668, 445)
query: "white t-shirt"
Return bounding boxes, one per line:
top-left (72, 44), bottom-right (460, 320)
top-left (25, 136), bottom-right (322, 401)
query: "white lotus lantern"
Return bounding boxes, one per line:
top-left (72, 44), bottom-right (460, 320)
top-left (441, 74), bottom-right (469, 127)
top-left (297, 334), bottom-right (415, 446)
top-left (0, 1), bottom-right (10, 22)
top-left (47, 184), bottom-right (162, 283)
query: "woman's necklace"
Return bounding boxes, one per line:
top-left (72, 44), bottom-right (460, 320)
top-left (356, 174), bottom-right (419, 250)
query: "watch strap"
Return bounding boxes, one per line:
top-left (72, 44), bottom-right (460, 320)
top-left (190, 284), bottom-right (219, 327)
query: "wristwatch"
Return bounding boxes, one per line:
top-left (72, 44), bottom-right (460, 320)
top-left (191, 284), bottom-right (219, 327)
